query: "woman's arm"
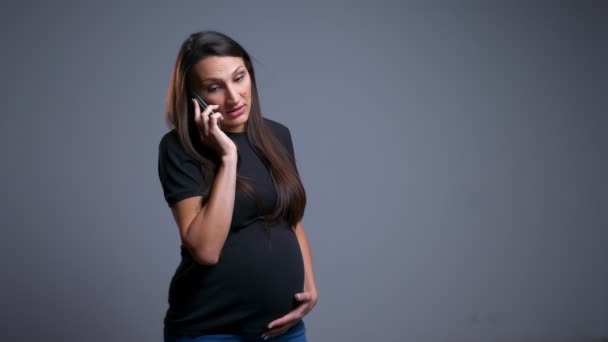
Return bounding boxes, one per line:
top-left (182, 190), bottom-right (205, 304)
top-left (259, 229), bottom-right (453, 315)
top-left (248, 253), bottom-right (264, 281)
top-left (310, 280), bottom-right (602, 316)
top-left (294, 222), bottom-right (318, 298)
top-left (170, 154), bottom-right (238, 265)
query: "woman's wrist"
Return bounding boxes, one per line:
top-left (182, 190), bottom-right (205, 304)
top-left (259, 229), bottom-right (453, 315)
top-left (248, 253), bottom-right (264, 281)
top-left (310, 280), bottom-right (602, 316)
top-left (221, 152), bottom-right (238, 165)
top-left (304, 280), bottom-right (318, 297)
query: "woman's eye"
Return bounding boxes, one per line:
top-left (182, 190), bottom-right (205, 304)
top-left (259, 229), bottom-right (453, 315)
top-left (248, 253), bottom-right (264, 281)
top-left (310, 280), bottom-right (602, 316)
top-left (207, 86), bottom-right (220, 93)
top-left (235, 75), bottom-right (244, 82)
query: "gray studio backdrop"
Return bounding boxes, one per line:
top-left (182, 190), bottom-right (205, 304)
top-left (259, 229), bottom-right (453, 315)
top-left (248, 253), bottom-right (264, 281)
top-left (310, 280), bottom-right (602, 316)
top-left (1, 1), bottom-right (606, 341)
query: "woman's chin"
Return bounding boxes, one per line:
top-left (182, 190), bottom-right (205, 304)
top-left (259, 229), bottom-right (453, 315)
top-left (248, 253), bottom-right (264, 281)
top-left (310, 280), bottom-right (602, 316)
top-left (223, 114), bottom-right (249, 132)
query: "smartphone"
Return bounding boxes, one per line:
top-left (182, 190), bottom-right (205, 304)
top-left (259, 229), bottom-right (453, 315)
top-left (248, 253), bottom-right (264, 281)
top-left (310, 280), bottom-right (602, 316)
top-left (190, 91), bottom-right (221, 129)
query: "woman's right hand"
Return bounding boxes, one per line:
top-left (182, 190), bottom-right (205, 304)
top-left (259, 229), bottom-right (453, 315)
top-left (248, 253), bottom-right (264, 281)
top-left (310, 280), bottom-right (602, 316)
top-left (193, 99), bottom-right (237, 158)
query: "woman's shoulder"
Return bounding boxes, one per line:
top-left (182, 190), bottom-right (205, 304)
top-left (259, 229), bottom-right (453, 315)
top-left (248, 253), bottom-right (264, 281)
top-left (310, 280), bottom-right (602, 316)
top-left (263, 118), bottom-right (296, 161)
top-left (264, 118), bottom-right (291, 139)
top-left (159, 128), bottom-right (180, 148)
top-left (159, 128), bottom-right (194, 153)
top-left (158, 128), bottom-right (194, 160)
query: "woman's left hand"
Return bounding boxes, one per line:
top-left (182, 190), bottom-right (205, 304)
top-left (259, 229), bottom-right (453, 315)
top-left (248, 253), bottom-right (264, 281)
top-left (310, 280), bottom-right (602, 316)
top-left (261, 289), bottom-right (318, 339)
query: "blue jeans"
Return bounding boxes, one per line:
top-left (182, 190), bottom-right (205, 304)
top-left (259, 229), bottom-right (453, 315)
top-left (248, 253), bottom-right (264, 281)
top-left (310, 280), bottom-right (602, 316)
top-left (164, 321), bottom-right (306, 342)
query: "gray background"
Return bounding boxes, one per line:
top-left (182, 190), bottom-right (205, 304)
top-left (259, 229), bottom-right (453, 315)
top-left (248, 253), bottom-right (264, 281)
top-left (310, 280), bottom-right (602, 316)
top-left (1, 1), bottom-right (606, 341)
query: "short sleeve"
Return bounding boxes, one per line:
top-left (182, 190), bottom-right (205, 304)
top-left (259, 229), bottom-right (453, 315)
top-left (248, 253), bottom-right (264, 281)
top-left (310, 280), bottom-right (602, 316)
top-left (158, 130), bottom-right (204, 206)
top-left (283, 127), bottom-right (297, 170)
top-left (265, 118), bottom-right (299, 172)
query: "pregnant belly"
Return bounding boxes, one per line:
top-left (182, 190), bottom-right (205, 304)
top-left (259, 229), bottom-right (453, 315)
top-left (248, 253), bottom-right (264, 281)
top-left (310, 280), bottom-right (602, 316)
top-left (218, 222), bottom-right (305, 316)
top-left (167, 220), bottom-right (304, 332)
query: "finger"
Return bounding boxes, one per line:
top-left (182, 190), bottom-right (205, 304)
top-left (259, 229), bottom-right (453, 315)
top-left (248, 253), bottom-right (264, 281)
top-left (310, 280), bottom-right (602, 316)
top-left (202, 109), bottom-right (210, 137)
top-left (295, 292), bottom-right (312, 302)
top-left (201, 105), bottom-right (220, 137)
top-left (301, 304), bottom-right (313, 316)
top-left (292, 299), bottom-right (313, 317)
top-left (192, 98), bottom-right (201, 114)
top-left (297, 301), bottom-right (313, 317)
top-left (216, 112), bottom-right (225, 127)
top-left (193, 99), bottom-right (208, 139)
top-left (192, 98), bottom-right (208, 135)
top-left (262, 322), bottom-right (296, 339)
top-left (267, 311), bottom-right (302, 330)
top-left (192, 99), bottom-right (201, 126)
top-left (262, 327), bottom-right (290, 339)
top-left (203, 104), bottom-right (219, 117)
top-left (209, 112), bottom-right (223, 130)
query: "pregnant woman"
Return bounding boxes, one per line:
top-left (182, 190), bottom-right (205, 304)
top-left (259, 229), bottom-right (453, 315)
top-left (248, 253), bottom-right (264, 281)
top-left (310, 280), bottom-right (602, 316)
top-left (158, 31), bottom-right (318, 342)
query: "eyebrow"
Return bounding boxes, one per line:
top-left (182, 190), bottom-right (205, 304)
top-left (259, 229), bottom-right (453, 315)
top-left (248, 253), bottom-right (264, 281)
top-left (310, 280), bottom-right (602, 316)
top-left (201, 66), bottom-right (245, 84)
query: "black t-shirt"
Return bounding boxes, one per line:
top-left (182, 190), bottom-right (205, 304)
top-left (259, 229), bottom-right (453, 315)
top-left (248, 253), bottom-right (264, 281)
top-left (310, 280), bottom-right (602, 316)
top-left (157, 118), bottom-right (304, 336)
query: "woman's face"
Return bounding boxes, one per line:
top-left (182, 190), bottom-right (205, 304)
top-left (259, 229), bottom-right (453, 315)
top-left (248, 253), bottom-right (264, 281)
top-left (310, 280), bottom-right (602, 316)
top-left (191, 56), bottom-right (252, 133)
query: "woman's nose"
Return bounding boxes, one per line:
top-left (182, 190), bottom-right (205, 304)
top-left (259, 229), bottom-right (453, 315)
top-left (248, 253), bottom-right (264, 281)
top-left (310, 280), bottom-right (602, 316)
top-left (225, 85), bottom-right (239, 105)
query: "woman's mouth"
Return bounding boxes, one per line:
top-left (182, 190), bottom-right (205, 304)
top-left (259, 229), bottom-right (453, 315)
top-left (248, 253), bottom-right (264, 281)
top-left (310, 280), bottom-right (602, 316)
top-left (225, 105), bottom-right (246, 118)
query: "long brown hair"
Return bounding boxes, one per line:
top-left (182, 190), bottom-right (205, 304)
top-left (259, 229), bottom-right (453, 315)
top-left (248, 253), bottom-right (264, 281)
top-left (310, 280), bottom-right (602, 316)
top-left (165, 31), bottom-right (306, 227)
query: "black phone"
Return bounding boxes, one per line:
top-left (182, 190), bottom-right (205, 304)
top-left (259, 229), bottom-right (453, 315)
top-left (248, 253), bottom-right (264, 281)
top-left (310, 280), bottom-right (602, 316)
top-left (190, 90), bottom-right (221, 129)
